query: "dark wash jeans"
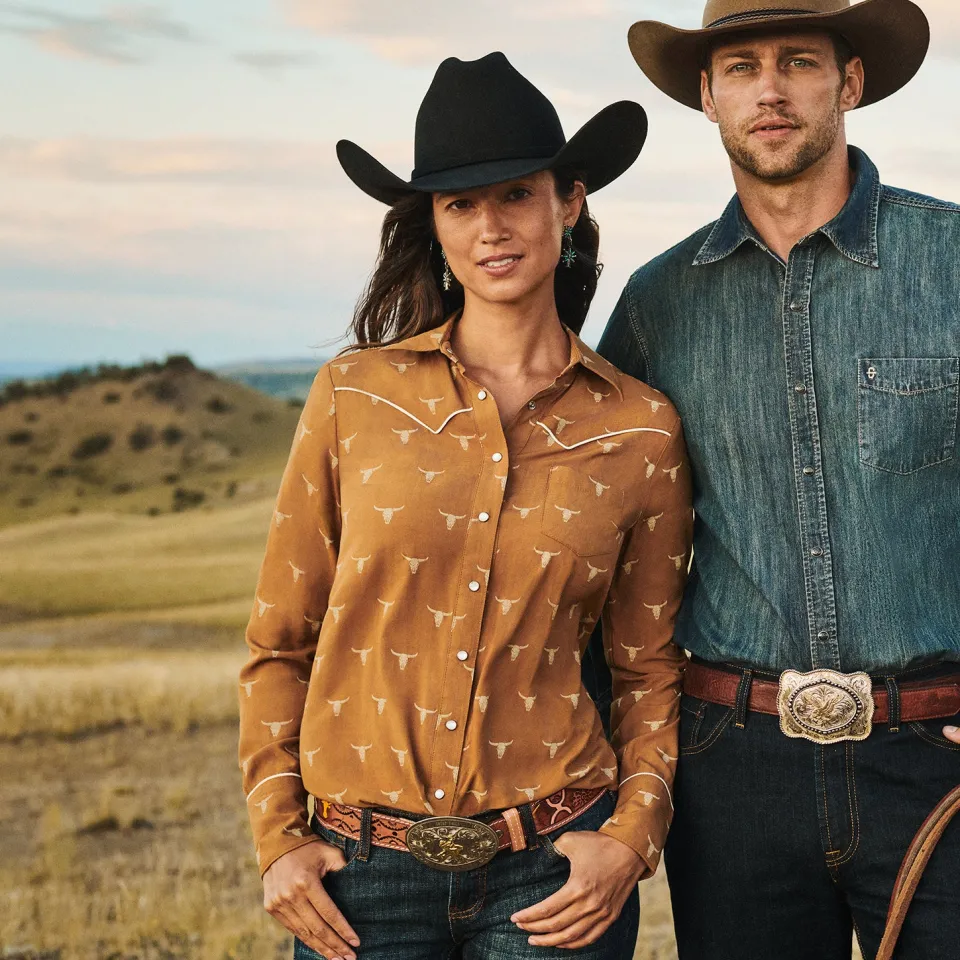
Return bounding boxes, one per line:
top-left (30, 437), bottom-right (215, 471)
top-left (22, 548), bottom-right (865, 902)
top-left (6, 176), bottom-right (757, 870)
top-left (294, 790), bottom-right (639, 960)
top-left (665, 669), bottom-right (960, 960)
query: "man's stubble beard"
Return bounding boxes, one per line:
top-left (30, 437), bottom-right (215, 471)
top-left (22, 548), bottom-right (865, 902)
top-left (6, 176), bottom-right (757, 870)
top-left (717, 94), bottom-right (843, 182)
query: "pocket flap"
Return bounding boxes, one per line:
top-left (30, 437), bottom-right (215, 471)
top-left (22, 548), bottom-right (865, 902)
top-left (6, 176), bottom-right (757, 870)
top-left (860, 358), bottom-right (959, 395)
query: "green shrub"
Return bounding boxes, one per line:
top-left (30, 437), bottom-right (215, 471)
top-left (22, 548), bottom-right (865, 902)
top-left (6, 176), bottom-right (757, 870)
top-left (72, 432), bottom-right (113, 460)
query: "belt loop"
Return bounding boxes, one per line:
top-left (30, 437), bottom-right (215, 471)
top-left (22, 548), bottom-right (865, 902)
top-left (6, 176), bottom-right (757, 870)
top-left (885, 677), bottom-right (901, 734)
top-left (357, 807), bottom-right (373, 861)
top-left (518, 802), bottom-right (540, 850)
top-left (734, 669), bottom-right (753, 730)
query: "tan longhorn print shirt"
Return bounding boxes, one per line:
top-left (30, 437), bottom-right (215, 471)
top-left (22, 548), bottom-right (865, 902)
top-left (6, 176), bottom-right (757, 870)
top-left (239, 316), bottom-right (692, 878)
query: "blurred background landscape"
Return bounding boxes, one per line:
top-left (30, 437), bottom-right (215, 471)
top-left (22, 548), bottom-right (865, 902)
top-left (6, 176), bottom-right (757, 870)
top-left (2, 0), bottom-right (949, 954)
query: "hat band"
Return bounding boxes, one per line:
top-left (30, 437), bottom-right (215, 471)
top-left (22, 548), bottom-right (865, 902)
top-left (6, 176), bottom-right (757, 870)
top-left (707, 7), bottom-right (826, 29)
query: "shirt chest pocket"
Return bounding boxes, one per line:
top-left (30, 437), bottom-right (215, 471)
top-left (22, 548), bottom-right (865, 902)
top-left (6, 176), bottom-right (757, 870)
top-left (540, 465), bottom-right (625, 558)
top-left (857, 357), bottom-right (959, 475)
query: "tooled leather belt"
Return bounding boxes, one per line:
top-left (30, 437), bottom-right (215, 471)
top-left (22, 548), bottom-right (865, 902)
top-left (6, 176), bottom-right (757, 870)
top-left (314, 786), bottom-right (607, 871)
top-left (685, 659), bottom-right (960, 744)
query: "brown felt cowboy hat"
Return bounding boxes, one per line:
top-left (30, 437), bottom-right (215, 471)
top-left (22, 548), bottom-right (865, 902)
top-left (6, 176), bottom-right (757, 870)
top-left (628, 0), bottom-right (930, 111)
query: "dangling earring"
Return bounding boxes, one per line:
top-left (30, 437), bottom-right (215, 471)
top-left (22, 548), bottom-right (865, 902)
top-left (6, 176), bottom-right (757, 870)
top-left (441, 248), bottom-right (453, 291)
top-left (561, 225), bottom-right (577, 269)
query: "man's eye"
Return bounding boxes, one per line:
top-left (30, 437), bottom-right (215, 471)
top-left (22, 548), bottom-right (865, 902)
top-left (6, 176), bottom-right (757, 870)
top-left (790, 58), bottom-right (813, 67)
top-left (729, 63), bottom-right (753, 73)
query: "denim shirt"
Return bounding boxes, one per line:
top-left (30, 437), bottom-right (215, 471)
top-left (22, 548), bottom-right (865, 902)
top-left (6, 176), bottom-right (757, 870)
top-left (596, 147), bottom-right (960, 674)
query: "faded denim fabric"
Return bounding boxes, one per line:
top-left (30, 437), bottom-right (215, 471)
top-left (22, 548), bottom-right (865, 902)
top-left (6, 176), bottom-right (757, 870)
top-left (596, 147), bottom-right (960, 673)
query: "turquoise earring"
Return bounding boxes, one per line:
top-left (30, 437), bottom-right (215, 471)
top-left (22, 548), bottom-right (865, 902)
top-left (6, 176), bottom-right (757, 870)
top-left (561, 226), bottom-right (577, 268)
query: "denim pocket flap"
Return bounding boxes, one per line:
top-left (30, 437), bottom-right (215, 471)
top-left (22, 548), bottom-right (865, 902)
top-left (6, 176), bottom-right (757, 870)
top-left (859, 357), bottom-right (959, 394)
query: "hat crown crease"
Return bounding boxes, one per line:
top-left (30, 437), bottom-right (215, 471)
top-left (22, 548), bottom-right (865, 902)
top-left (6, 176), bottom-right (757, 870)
top-left (703, 0), bottom-right (851, 25)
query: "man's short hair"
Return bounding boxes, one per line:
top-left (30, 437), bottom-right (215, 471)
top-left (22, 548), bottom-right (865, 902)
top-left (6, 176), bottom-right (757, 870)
top-left (701, 28), bottom-right (856, 84)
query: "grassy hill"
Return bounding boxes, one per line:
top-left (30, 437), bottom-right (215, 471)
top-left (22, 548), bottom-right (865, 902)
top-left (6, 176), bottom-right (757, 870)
top-left (0, 356), bottom-right (304, 530)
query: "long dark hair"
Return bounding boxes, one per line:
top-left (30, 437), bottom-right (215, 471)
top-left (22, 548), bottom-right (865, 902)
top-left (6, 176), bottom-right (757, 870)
top-left (348, 171), bottom-right (602, 349)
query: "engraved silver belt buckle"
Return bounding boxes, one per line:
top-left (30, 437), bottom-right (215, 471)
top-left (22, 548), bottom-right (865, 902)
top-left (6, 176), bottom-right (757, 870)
top-left (405, 816), bottom-right (499, 872)
top-left (778, 669), bottom-right (875, 744)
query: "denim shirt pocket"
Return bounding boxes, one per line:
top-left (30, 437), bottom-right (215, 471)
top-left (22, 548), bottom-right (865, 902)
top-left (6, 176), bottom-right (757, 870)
top-left (857, 357), bottom-right (959, 475)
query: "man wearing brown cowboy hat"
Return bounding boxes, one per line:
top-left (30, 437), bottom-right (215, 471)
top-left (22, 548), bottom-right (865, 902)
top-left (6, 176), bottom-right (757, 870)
top-left (587, 1), bottom-right (960, 957)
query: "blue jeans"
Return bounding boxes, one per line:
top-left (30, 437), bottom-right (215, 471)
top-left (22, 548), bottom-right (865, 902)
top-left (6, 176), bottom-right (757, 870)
top-left (664, 668), bottom-right (960, 960)
top-left (294, 791), bottom-right (639, 959)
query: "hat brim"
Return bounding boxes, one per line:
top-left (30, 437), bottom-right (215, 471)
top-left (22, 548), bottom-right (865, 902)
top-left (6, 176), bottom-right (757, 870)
top-left (337, 100), bottom-right (648, 205)
top-left (628, 0), bottom-right (929, 111)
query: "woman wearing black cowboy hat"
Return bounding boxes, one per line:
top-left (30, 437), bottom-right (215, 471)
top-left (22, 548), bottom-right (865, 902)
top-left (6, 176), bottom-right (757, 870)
top-left (238, 52), bottom-right (693, 960)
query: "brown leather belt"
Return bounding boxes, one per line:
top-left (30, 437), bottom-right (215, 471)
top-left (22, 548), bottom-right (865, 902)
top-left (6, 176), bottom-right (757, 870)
top-left (685, 660), bottom-right (960, 726)
top-left (314, 786), bottom-right (607, 868)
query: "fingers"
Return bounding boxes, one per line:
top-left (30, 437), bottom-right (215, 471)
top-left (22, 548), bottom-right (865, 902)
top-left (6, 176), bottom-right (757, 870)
top-left (510, 880), bottom-right (578, 924)
top-left (527, 909), bottom-right (613, 948)
top-left (265, 876), bottom-right (360, 960)
top-left (308, 882), bottom-right (361, 949)
top-left (943, 724), bottom-right (960, 744)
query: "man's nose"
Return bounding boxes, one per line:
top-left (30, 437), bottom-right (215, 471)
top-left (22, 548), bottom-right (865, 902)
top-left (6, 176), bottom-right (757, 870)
top-left (755, 65), bottom-right (789, 107)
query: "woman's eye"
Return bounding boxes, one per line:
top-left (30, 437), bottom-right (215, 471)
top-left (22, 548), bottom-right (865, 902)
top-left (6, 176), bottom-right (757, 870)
top-left (507, 188), bottom-right (531, 201)
top-left (448, 199), bottom-right (471, 211)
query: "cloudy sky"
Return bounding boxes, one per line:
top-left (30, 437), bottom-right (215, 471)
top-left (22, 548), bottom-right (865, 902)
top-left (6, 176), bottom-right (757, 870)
top-left (2, 0), bottom-right (959, 368)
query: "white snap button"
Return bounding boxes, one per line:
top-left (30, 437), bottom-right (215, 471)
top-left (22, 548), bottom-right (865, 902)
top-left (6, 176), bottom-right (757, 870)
top-left (445, 720), bottom-right (457, 731)
top-left (457, 650), bottom-right (469, 661)
top-left (468, 580), bottom-right (480, 592)
top-left (478, 390), bottom-right (487, 400)
top-left (434, 788), bottom-right (445, 800)
top-left (478, 512), bottom-right (490, 522)
top-left (492, 453), bottom-right (503, 462)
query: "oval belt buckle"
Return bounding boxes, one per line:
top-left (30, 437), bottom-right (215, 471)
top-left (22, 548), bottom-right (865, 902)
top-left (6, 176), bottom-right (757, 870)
top-left (405, 816), bottom-right (499, 872)
top-left (778, 669), bottom-right (875, 744)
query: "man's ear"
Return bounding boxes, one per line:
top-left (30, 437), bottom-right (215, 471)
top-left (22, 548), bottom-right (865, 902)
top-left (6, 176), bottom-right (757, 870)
top-left (701, 69), bottom-right (719, 123)
top-left (840, 56), bottom-right (865, 113)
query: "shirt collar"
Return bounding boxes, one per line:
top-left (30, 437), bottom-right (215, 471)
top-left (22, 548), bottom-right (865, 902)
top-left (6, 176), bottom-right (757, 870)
top-left (693, 146), bottom-right (882, 269)
top-left (383, 315), bottom-right (623, 398)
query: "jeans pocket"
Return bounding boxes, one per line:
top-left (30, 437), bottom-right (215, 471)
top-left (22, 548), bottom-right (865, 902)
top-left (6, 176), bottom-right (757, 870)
top-left (679, 695), bottom-right (733, 756)
top-left (540, 790), bottom-right (616, 859)
top-left (908, 710), bottom-right (960, 753)
top-left (858, 357), bottom-right (959, 475)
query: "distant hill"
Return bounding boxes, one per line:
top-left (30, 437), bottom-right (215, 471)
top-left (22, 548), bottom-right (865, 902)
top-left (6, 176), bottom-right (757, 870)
top-left (0, 355), bottom-right (302, 529)
top-left (215, 358), bottom-right (327, 403)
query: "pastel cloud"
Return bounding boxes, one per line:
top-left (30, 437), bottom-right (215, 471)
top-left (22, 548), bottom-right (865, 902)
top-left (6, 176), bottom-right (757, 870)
top-left (234, 50), bottom-right (322, 74)
top-left (0, 2), bottom-right (197, 64)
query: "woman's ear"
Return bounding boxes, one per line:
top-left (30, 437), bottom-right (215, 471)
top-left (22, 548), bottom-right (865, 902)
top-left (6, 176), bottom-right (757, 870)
top-left (565, 180), bottom-right (586, 227)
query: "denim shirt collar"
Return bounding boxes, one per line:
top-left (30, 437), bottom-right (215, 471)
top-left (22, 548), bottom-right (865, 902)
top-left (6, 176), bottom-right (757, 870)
top-left (693, 146), bottom-right (882, 269)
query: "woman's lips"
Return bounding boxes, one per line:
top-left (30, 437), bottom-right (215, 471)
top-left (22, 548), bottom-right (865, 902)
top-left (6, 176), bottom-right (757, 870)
top-left (478, 255), bottom-right (523, 278)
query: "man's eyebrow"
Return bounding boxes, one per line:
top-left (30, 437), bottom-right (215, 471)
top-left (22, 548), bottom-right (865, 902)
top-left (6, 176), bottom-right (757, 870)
top-left (715, 44), bottom-right (825, 60)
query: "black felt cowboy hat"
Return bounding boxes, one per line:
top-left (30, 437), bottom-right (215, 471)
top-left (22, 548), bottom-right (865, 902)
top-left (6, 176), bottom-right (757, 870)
top-left (337, 52), bottom-right (648, 205)
top-left (628, 0), bottom-right (930, 111)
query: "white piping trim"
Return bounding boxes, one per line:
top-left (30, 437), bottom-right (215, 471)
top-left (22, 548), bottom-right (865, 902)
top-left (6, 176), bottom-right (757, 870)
top-left (246, 771), bottom-right (303, 801)
top-left (334, 387), bottom-right (473, 434)
top-left (618, 771), bottom-right (674, 811)
top-left (534, 421), bottom-right (671, 450)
